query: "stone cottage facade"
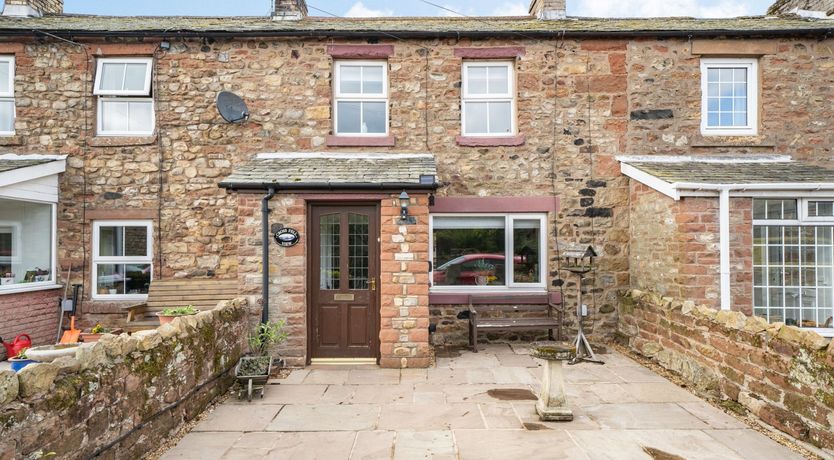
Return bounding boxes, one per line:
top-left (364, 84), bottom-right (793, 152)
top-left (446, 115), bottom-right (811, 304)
top-left (0, 0), bottom-right (833, 367)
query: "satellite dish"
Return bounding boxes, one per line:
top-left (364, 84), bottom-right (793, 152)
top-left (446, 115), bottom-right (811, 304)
top-left (216, 91), bottom-right (250, 123)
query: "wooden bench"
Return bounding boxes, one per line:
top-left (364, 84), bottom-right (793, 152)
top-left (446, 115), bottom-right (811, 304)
top-left (123, 279), bottom-right (239, 331)
top-left (467, 293), bottom-right (563, 352)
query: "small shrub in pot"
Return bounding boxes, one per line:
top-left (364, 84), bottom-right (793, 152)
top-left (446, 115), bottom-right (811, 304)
top-left (156, 305), bottom-right (198, 325)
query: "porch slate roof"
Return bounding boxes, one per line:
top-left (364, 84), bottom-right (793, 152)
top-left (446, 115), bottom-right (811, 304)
top-left (219, 152), bottom-right (437, 190)
top-left (0, 158), bottom-right (56, 173)
top-left (0, 15), bottom-right (833, 37)
top-left (619, 155), bottom-right (834, 185)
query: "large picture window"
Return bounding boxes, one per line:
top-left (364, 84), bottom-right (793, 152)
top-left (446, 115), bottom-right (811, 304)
top-left (0, 198), bottom-right (55, 290)
top-left (430, 214), bottom-right (546, 290)
top-left (333, 60), bottom-right (388, 136)
top-left (92, 220), bottom-right (153, 299)
top-left (753, 198), bottom-right (834, 335)
top-left (461, 61), bottom-right (515, 137)
top-left (94, 58), bottom-right (155, 136)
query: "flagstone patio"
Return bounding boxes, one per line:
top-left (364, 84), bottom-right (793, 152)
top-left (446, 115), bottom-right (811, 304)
top-left (160, 344), bottom-right (805, 460)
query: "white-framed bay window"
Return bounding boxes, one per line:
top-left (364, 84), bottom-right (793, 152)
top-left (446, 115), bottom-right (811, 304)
top-left (0, 198), bottom-right (57, 292)
top-left (92, 220), bottom-right (153, 300)
top-left (333, 60), bottom-right (388, 136)
top-left (0, 56), bottom-right (16, 135)
top-left (753, 198), bottom-right (834, 336)
top-left (94, 57), bottom-right (155, 136)
top-left (430, 214), bottom-right (546, 291)
top-left (700, 58), bottom-right (758, 136)
top-left (461, 61), bottom-right (516, 137)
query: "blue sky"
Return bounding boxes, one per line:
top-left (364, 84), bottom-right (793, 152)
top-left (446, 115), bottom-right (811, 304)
top-left (2, 0), bottom-right (776, 17)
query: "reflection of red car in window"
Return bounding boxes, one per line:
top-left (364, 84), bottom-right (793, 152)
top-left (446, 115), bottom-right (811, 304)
top-left (433, 253), bottom-right (518, 285)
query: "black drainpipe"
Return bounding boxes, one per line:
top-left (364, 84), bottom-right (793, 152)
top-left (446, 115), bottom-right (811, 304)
top-left (261, 187), bottom-right (276, 324)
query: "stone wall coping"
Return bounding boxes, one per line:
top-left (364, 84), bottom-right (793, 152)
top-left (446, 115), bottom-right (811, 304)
top-left (0, 297), bottom-right (249, 406)
top-left (627, 289), bottom-right (833, 353)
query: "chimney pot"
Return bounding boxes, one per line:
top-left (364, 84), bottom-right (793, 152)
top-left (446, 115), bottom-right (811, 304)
top-left (529, 0), bottom-right (566, 20)
top-left (273, 0), bottom-right (307, 21)
top-left (2, 0), bottom-right (63, 17)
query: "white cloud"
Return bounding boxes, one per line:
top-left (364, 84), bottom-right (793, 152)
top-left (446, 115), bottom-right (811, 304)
top-left (490, 1), bottom-right (529, 16)
top-left (345, 1), bottom-right (394, 17)
top-left (572, 0), bottom-right (749, 18)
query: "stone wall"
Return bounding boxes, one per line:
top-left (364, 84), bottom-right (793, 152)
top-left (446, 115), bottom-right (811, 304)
top-left (629, 182), bottom-right (754, 312)
top-left (0, 298), bottom-right (250, 459)
top-left (619, 289), bottom-right (834, 450)
top-left (0, 288), bottom-right (62, 360)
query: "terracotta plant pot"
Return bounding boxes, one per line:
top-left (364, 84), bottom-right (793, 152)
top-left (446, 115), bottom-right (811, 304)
top-left (80, 333), bottom-right (102, 343)
top-left (157, 312), bottom-right (197, 325)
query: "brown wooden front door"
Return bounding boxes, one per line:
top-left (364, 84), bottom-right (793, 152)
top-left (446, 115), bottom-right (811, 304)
top-left (309, 204), bottom-right (380, 360)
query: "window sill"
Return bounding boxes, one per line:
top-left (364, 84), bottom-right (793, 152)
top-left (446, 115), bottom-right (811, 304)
top-left (91, 295), bottom-right (148, 302)
top-left (429, 289), bottom-right (549, 305)
top-left (326, 135), bottom-right (395, 147)
top-left (0, 283), bottom-right (62, 295)
top-left (693, 133), bottom-right (771, 148)
top-left (88, 133), bottom-right (157, 147)
top-left (0, 135), bottom-right (22, 146)
top-left (456, 135), bottom-right (525, 147)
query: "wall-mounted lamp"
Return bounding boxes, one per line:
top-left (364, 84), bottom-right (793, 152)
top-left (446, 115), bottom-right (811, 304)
top-left (398, 191), bottom-right (416, 225)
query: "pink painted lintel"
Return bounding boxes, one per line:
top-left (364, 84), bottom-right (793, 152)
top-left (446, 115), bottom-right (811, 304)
top-left (327, 44), bottom-right (395, 59)
top-left (326, 135), bottom-right (396, 147)
top-left (456, 135), bottom-right (526, 147)
top-left (454, 47), bottom-right (526, 59)
top-left (431, 196), bottom-right (560, 213)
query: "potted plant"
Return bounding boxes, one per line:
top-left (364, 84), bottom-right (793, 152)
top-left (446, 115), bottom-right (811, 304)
top-left (80, 324), bottom-right (123, 343)
top-left (235, 320), bottom-right (287, 401)
top-left (1, 272), bottom-right (14, 285)
top-left (473, 260), bottom-right (496, 286)
top-left (156, 305), bottom-right (198, 325)
top-left (9, 348), bottom-right (34, 372)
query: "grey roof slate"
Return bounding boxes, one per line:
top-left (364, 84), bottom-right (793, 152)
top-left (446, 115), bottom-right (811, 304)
top-left (0, 14), bottom-right (833, 37)
top-left (624, 158), bottom-right (834, 184)
top-left (0, 158), bottom-right (55, 173)
top-left (220, 153), bottom-right (437, 189)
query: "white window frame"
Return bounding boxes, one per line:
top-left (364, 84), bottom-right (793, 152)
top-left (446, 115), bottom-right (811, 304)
top-left (753, 197), bottom-right (834, 337)
top-left (93, 57), bottom-right (153, 96)
top-left (92, 220), bottom-right (153, 301)
top-left (0, 56), bottom-right (16, 136)
top-left (461, 61), bottom-right (517, 137)
top-left (700, 58), bottom-right (758, 136)
top-left (429, 213), bottom-right (547, 293)
top-left (332, 60), bottom-right (389, 137)
top-left (94, 57), bottom-right (155, 137)
top-left (0, 198), bottom-right (58, 294)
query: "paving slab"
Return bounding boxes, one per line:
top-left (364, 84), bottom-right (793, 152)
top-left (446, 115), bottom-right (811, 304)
top-left (454, 429), bottom-right (589, 460)
top-left (479, 402), bottom-right (523, 429)
top-left (609, 364), bottom-right (669, 383)
top-left (222, 447), bottom-right (270, 460)
top-left (264, 432), bottom-right (357, 460)
top-left (678, 401), bottom-right (748, 430)
top-left (399, 368), bottom-right (427, 384)
top-left (161, 431), bottom-right (241, 460)
top-left (569, 429), bottom-right (748, 460)
top-left (394, 431), bottom-right (456, 460)
top-left (267, 404), bottom-right (380, 431)
top-left (495, 352), bottom-right (538, 368)
top-left (350, 430), bottom-right (396, 460)
top-left (346, 368), bottom-right (401, 385)
top-left (583, 402), bottom-right (711, 430)
top-left (348, 384), bottom-right (414, 404)
top-left (705, 429), bottom-right (806, 460)
top-left (378, 403), bottom-right (484, 431)
top-left (248, 384), bottom-right (327, 405)
top-left (277, 368), bottom-right (309, 384)
top-left (193, 405), bottom-right (283, 432)
top-left (303, 369), bottom-right (350, 385)
top-left (512, 401), bottom-right (602, 431)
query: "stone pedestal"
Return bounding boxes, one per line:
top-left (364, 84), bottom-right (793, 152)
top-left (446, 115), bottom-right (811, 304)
top-left (531, 343), bottom-right (575, 422)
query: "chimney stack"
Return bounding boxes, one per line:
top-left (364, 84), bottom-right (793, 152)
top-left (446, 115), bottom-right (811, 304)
top-left (2, 0), bottom-right (63, 17)
top-left (273, 0), bottom-right (307, 20)
top-left (529, 0), bottom-right (566, 19)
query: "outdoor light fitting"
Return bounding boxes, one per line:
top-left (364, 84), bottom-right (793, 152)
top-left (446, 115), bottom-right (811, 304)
top-left (398, 190), bottom-right (416, 225)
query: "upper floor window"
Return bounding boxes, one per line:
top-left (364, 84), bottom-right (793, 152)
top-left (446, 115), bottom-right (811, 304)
top-left (0, 56), bottom-right (15, 136)
top-left (753, 198), bottom-right (833, 336)
top-left (700, 58), bottom-right (758, 136)
top-left (462, 61), bottom-right (515, 137)
top-left (94, 58), bottom-right (154, 136)
top-left (333, 60), bottom-right (388, 136)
